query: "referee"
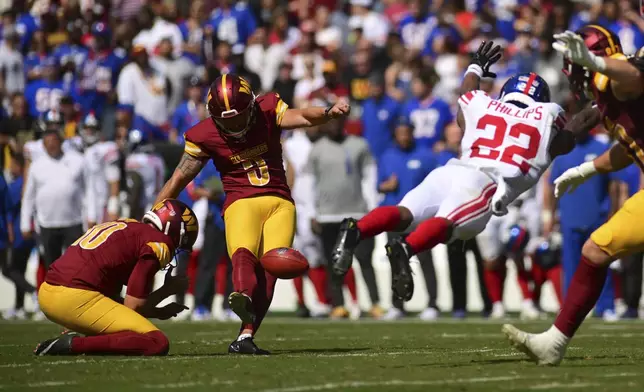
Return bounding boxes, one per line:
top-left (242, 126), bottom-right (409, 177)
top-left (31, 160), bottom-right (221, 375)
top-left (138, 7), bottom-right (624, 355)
top-left (20, 112), bottom-right (87, 269)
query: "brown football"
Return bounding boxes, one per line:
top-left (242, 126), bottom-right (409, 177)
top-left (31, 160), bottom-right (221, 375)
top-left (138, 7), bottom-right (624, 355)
top-left (260, 248), bottom-right (309, 279)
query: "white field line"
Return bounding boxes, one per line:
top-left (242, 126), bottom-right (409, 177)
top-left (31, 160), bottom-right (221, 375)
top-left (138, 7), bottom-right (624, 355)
top-left (260, 376), bottom-right (523, 392)
top-left (528, 382), bottom-right (598, 390)
top-left (143, 379), bottom-right (236, 389)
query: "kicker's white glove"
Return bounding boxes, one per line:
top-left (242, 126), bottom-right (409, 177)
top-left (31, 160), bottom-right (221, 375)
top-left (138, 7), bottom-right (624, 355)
top-left (552, 31), bottom-right (606, 72)
top-left (553, 161), bottom-right (598, 198)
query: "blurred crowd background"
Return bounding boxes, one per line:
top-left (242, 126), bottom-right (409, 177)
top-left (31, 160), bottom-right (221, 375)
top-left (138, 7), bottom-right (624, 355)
top-left (1, 0), bottom-right (644, 322)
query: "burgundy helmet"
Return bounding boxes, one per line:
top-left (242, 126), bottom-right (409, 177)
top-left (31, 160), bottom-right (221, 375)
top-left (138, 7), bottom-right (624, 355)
top-left (562, 25), bottom-right (622, 99)
top-left (207, 74), bottom-right (256, 139)
top-left (143, 199), bottom-right (199, 251)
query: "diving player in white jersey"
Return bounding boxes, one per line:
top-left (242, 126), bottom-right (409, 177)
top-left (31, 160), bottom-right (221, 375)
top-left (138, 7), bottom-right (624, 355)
top-left (332, 41), bottom-right (598, 301)
top-left (124, 129), bottom-right (166, 212)
top-left (79, 112), bottom-right (121, 225)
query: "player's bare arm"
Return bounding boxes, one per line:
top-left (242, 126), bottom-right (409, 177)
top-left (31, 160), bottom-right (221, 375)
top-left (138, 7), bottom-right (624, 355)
top-left (548, 105), bottom-right (601, 158)
top-left (456, 41), bottom-right (502, 129)
top-left (553, 31), bottom-right (644, 100)
top-left (280, 101), bottom-right (351, 130)
top-left (154, 153), bottom-right (207, 204)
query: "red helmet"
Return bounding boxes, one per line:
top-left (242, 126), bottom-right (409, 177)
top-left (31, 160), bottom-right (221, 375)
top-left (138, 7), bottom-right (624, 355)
top-left (562, 25), bottom-right (622, 99)
top-left (143, 199), bottom-right (199, 251)
top-left (207, 74), bottom-right (256, 139)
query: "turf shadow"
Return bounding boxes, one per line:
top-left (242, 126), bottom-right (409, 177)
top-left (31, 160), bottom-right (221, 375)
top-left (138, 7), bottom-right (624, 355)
top-left (270, 347), bottom-right (371, 355)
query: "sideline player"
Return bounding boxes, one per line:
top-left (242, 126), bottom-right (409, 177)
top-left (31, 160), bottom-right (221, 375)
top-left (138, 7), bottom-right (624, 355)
top-left (34, 199), bottom-right (198, 356)
top-left (504, 25), bottom-right (644, 365)
top-left (332, 41), bottom-right (597, 301)
top-left (153, 74), bottom-right (350, 354)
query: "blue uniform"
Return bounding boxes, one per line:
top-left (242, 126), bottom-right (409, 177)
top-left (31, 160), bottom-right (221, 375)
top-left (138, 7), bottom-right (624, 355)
top-left (208, 3), bottom-right (257, 48)
top-left (24, 79), bottom-right (67, 118)
top-left (171, 100), bottom-right (203, 144)
top-left (0, 175), bottom-right (9, 249)
top-left (550, 137), bottom-right (622, 315)
top-left (7, 177), bottom-right (33, 250)
top-left (402, 97), bottom-right (453, 149)
top-left (378, 144), bottom-right (436, 206)
top-left (76, 49), bottom-right (127, 117)
top-left (15, 13), bottom-right (40, 52)
top-left (52, 44), bottom-right (89, 71)
top-left (194, 161), bottom-right (225, 230)
top-left (24, 52), bottom-right (48, 79)
top-left (435, 148), bottom-right (458, 167)
top-left (609, 21), bottom-right (644, 55)
top-left (179, 22), bottom-right (204, 65)
top-left (421, 25), bottom-right (462, 59)
top-left (398, 14), bottom-right (435, 50)
top-left (361, 95), bottom-right (400, 158)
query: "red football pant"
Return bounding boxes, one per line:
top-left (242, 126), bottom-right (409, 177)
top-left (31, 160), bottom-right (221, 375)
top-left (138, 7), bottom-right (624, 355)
top-left (71, 330), bottom-right (169, 356)
top-left (516, 264), bottom-right (534, 301)
top-left (554, 256), bottom-right (608, 337)
top-left (309, 266), bottom-right (330, 305)
top-left (293, 277), bottom-right (305, 305)
top-left (484, 261), bottom-right (506, 304)
top-left (215, 255), bottom-right (230, 296)
top-left (405, 217), bottom-right (452, 255)
top-left (231, 248), bottom-right (277, 335)
top-left (344, 267), bottom-right (357, 302)
top-left (356, 206), bottom-right (402, 238)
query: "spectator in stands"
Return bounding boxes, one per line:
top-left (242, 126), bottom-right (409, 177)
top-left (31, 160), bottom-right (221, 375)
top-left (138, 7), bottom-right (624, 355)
top-left (398, 0), bottom-right (434, 52)
top-left (294, 57), bottom-right (324, 108)
top-left (24, 57), bottom-right (68, 118)
top-left (361, 74), bottom-right (400, 159)
top-left (153, 38), bottom-right (196, 113)
top-left (116, 45), bottom-right (170, 141)
top-left (20, 114), bottom-right (86, 271)
top-left (207, 0), bottom-right (257, 54)
top-left (77, 22), bottom-right (126, 119)
top-left (133, 5), bottom-right (183, 58)
top-left (402, 68), bottom-right (452, 151)
top-left (309, 60), bottom-right (350, 108)
top-left (124, 130), bottom-right (166, 215)
top-left (547, 134), bottom-right (622, 320)
top-left (314, 5), bottom-right (341, 53)
top-left (52, 21), bottom-right (88, 79)
top-left (378, 120), bottom-right (439, 320)
top-left (385, 44), bottom-right (422, 102)
top-left (345, 48), bottom-right (376, 134)
top-left (0, 26), bottom-right (25, 97)
top-left (170, 76), bottom-right (207, 144)
top-left (2, 93), bottom-right (33, 148)
top-left (604, 0), bottom-right (644, 54)
top-left (308, 118), bottom-right (382, 319)
top-left (13, 3), bottom-right (40, 53)
top-left (2, 152), bottom-right (36, 320)
top-left (272, 62), bottom-right (296, 108)
top-left (348, 0), bottom-right (390, 48)
top-left (24, 30), bottom-right (50, 82)
top-left (290, 22), bottom-right (324, 81)
top-left (179, 0), bottom-right (207, 66)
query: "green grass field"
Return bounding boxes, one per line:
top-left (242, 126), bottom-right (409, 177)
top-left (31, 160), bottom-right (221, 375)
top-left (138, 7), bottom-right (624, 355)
top-left (1, 317), bottom-right (643, 391)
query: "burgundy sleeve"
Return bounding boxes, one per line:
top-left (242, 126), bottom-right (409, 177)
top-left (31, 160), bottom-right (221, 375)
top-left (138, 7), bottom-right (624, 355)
top-left (125, 256), bottom-right (160, 298)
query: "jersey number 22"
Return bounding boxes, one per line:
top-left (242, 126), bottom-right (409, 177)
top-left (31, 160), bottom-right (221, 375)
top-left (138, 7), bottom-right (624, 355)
top-left (470, 114), bottom-right (541, 174)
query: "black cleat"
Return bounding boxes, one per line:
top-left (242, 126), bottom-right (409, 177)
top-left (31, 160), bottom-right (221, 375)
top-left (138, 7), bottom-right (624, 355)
top-left (228, 292), bottom-right (256, 325)
top-left (295, 304), bottom-right (311, 318)
top-left (385, 237), bottom-right (414, 301)
top-left (331, 218), bottom-right (360, 276)
top-left (34, 333), bottom-right (75, 356)
top-left (228, 337), bottom-right (270, 355)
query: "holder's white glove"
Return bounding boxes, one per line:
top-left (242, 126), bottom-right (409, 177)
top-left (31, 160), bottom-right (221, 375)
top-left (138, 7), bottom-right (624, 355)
top-left (552, 31), bottom-right (606, 72)
top-left (553, 161), bottom-right (598, 198)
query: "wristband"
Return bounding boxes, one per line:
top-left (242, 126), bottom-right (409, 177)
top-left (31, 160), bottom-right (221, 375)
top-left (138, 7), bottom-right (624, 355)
top-left (590, 53), bottom-right (606, 73)
top-left (466, 64), bottom-right (484, 78)
top-left (324, 106), bottom-right (333, 118)
top-left (107, 196), bottom-right (120, 216)
top-left (578, 161), bottom-right (598, 178)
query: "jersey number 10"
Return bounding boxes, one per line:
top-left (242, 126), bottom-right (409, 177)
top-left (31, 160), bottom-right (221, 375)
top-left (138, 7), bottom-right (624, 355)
top-left (470, 114), bottom-right (541, 175)
top-left (72, 222), bottom-right (128, 250)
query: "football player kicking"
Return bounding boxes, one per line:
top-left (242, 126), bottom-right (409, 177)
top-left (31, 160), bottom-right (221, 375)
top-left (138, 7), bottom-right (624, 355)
top-left (504, 25), bottom-right (644, 366)
top-left (153, 74), bottom-right (350, 355)
top-left (332, 41), bottom-right (600, 302)
top-left (34, 199), bottom-right (198, 356)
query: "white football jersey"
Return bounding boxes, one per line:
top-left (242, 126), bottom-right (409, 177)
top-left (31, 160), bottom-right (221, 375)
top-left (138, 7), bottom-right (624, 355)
top-left (125, 152), bottom-right (166, 211)
top-left (457, 90), bottom-right (566, 205)
top-left (84, 141), bottom-right (120, 222)
top-left (283, 131), bottom-right (315, 211)
top-left (23, 137), bottom-right (81, 163)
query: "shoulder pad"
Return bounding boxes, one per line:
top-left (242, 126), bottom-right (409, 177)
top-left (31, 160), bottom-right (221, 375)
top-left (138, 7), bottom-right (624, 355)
top-left (146, 241), bottom-right (172, 267)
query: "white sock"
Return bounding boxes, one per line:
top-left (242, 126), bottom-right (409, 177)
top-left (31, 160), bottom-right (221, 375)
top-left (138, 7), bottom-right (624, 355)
top-left (237, 333), bottom-right (252, 342)
top-left (545, 325), bottom-right (570, 350)
top-left (522, 299), bottom-right (535, 308)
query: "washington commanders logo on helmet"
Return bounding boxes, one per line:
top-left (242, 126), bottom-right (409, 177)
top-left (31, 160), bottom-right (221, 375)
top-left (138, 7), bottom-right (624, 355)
top-left (562, 25), bottom-right (622, 99)
top-left (144, 199), bottom-right (199, 250)
top-left (207, 74), bottom-right (257, 139)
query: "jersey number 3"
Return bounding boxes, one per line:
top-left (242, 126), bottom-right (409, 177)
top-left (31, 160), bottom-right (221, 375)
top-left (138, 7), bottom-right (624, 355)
top-left (72, 222), bottom-right (127, 250)
top-left (242, 158), bottom-right (270, 186)
top-left (471, 114), bottom-right (541, 174)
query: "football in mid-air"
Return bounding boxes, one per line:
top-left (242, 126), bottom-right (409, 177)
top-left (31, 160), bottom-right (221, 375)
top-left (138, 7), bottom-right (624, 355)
top-left (260, 248), bottom-right (309, 279)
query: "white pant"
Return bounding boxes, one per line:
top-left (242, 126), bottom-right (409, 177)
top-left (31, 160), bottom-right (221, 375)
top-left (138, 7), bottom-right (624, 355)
top-left (399, 162), bottom-right (497, 241)
top-left (293, 207), bottom-right (324, 268)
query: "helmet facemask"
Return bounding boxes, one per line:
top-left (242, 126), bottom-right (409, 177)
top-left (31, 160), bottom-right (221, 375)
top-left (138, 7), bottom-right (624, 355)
top-left (212, 94), bottom-right (257, 139)
top-left (562, 58), bottom-right (594, 100)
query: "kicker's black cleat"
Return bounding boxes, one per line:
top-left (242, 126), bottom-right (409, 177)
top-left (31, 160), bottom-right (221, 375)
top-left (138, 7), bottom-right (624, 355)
top-left (331, 218), bottom-right (360, 276)
top-left (228, 337), bottom-right (270, 355)
top-left (228, 292), bottom-right (256, 325)
top-left (385, 237), bottom-right (414, 301)
top-left (34, 333), bottom-right (75, 356)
